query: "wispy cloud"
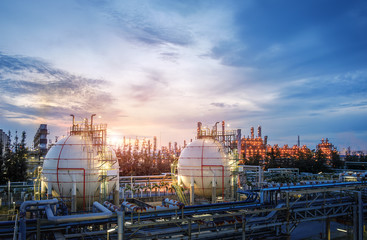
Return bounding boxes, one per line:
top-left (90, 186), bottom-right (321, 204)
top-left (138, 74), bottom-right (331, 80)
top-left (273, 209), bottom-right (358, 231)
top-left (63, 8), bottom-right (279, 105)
top-left (104, 1), bottom-right (194, 47)
top-left (0, 53), bottom-right (116, 122)
top-left (210, 102), bottom-right (238, 108)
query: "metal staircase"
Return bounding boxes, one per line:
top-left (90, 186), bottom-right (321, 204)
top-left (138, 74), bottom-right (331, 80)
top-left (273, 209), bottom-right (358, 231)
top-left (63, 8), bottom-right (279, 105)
top-left (171, 159), bottom-right (188, 205)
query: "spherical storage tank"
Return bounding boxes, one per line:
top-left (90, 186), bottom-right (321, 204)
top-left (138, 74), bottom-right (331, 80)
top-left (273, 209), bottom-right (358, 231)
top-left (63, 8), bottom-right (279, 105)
top-left (42, 135), bottom-right (119, 209)
top-left (177, 138), bottom-right (230, 198)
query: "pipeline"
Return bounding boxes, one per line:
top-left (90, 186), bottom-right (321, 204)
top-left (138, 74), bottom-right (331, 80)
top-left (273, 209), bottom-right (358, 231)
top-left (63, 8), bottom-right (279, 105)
top-left (18, 198), bottom-right (59, 240)
top-left (237, 190), bottom-right (259, 203)
top-left (103, 201), bottom-right (120, 212)
top-left (121, 200), bottom-right (181, 213)
top-left (19, 198), bottom-right (58, 214)
top-left (162, 198), bottom-right (185, 209)
top-left (45, 202), bottom-right (112, 223)
top-left (261, 181), bottom-right (367, 191)
top-left (121, 201), bottom-right (142, 212)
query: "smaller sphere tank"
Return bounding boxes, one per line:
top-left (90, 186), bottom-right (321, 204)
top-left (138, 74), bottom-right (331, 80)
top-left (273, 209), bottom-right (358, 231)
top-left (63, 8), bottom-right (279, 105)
top-left (42, 124), bottom-right (119, 210)
top-left (177, 138), bottom-right (230, 198)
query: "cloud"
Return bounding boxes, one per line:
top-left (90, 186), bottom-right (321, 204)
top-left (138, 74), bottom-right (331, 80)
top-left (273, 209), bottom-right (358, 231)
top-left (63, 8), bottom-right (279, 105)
top-left (0, 53), bottom-right (117, 122)
top-left (210, 102), bottom-right (238, 108)
top-left (103, 1), bottom-right (194, 47)
top-left (125, 69), bottom-right (171, 104)
top-left (0, 1), bottom-right (366, 150)
top-left (160, 52), bottom-right (180, 63)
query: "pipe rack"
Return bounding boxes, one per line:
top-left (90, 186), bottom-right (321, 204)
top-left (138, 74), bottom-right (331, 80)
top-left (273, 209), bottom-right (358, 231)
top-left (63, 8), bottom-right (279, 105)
top-left (2, 181), bottom-right (367, 239)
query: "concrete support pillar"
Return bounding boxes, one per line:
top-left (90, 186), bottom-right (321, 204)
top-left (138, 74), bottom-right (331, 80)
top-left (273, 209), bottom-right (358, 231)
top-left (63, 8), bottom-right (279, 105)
top-left (211, 176), bottom-right (217, 204)
top-left (190, 177), bottom-right (195, 205)
top-left (47, 182), bottom-right (52, 199)
top-left (71, 182), bottom-right (77, 212)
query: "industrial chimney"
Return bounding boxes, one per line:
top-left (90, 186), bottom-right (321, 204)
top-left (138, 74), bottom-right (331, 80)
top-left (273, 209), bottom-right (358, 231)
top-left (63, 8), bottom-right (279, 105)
top-left (197, 122), bottom-right (202, 139)
top-left (257, 125), bottom-right (262, 138)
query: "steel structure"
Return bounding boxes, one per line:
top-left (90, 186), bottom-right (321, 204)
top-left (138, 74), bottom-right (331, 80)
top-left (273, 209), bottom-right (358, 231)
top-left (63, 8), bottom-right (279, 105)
top-left (2, 181), bottom-right (366, 240)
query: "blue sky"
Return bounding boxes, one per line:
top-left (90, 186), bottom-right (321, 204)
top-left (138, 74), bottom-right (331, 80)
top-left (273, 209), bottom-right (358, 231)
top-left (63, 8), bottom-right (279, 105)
top-left (0, 0), bottom-right (366, 151)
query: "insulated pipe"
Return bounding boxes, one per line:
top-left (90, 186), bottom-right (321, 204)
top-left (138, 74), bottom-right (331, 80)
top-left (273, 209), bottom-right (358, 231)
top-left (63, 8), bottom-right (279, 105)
top-left (93, 201), bottom-right (112, 213)
top-left (261, 181), bottom-right (367, 192)
top-left (162, 198), bottom-right (185, 209)
top-left (121, 201), bottom-right (141, 212)
top-left (147, 205), bottom-right (180, 212)
top-left (45, 202), bottom-right (112, 223)
top-left (19, 199), bottom-right (59, 240)
top-left (20, 198), bottom-right (59, 214)
top-left (103, 201), bottom-right (120, 212)
top-left (121, 201), bottom-right (180, 212)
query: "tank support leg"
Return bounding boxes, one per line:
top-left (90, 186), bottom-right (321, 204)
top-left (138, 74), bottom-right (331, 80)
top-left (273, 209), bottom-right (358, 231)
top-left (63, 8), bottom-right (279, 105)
top-left (190, 177), bottom-right (195, 205)
top-left (212, 176), bottom-right (216, 203)
top-left (114, 187), bottom-right (120, 206)
top-left (47, 182), bottom-right (52, 199)
top-left (72, 182), bottom-right (77, 212)
top-left (325, 218), bottom-right (331, 240)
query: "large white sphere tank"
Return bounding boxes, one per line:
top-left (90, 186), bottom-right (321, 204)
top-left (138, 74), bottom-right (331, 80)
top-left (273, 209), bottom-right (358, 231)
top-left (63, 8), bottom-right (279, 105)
top-left (42, 135), bottom-right (119, 209)
top-left (178, 138), bottom-right (230, 198)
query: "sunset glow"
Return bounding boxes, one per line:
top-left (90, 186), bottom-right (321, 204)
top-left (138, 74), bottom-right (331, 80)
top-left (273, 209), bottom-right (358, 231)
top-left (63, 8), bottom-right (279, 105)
top-left (0, 0), bottom-right (366, 151)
